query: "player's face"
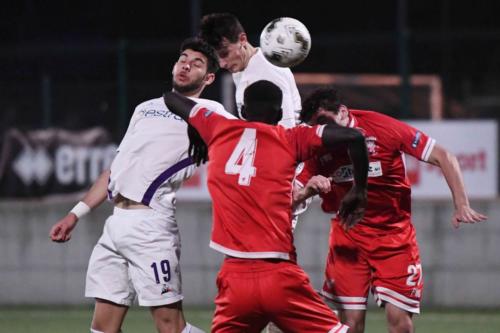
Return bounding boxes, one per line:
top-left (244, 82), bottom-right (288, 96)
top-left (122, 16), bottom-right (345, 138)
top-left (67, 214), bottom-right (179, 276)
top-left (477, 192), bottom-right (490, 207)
top-left (216, 35), bottom-right (248, 73)
top-left (172, 49), bottom-right (215, 95)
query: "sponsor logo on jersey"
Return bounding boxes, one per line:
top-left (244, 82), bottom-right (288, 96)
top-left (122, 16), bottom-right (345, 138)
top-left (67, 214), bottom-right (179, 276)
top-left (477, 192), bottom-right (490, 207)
top-left (412, 131), bottom-right (422, 148)
top-left (139, 109), bottom-right (183, 121)
top-left (332, 161), bottom-right (383, 183)
top-left (365, 136), bottom-right (378, 155)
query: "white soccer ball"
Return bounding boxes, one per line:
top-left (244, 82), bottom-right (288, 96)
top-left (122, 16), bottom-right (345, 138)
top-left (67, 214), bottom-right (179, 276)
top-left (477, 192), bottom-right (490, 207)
top-left (260, 17), bottom-right (311, 68)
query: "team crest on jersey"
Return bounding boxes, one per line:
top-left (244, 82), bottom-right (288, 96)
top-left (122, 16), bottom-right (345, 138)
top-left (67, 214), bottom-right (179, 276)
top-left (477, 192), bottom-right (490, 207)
top-left (204, 109), bottom-right (214, 117)
top-left (365, 136), bottom-right (378, 155)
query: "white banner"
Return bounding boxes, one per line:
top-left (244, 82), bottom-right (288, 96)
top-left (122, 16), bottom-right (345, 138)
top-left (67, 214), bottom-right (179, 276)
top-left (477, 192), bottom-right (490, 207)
top-left (406, 120), bottom-right (497, 199)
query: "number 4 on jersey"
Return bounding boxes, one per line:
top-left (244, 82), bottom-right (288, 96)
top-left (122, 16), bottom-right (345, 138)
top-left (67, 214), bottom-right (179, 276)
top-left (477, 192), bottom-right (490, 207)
top-left (225, 128), bottom-right (257, 186)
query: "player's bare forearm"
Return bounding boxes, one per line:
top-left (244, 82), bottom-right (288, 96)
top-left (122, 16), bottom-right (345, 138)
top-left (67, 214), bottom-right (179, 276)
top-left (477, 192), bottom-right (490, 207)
top-left (427, 145), bottom-right (468, 207)
top-left (81, 169), bottom-right (110, 210)
top-left (50, 169), bottom-right (110, 242)
top-left (322, 124), bottom-right (368, 190)
top-left (427, 144), bottom-right (487, 227)
top-left (163, 91), bottom-right (196, 122)
top-left (322, 124), bottom-right (368, 228)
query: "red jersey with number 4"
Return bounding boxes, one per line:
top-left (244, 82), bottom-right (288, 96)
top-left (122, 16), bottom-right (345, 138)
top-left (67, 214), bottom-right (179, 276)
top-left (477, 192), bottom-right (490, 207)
top-left (189, 106), bottom-right (325, 260)
top-left (297, 110), bottom-right (436, 232)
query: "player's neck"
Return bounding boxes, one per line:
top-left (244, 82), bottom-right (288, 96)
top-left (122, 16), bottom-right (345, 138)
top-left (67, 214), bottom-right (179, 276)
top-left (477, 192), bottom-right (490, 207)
top-left (172, 88), bottom-right (202, 99)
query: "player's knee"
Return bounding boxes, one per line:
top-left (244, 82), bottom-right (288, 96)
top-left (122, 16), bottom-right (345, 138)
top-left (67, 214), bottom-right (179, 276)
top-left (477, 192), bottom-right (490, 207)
top-left (342, 311), bottom-right (365, 333)
top-left (387, 314), bottom-right (413, 333)
top-left (344, 320), bottom-right (364, 333)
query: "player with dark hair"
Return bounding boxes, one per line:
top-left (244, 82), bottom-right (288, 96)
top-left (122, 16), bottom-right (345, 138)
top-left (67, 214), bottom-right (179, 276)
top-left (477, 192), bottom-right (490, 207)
top-left (49, 37), bottom-right (231, 333)
top-left (163, 80), bottom-right (369, 333)
top-left (199, 13), bottom-right (301, 128)
top-left (295, 88), bottom-right (487, 333)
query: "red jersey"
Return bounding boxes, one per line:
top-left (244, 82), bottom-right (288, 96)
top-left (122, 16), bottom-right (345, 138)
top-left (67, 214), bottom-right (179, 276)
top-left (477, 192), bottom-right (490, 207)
top-left (189, 105), bottom-right (325, 260)
top-left (297, 110), bottom-right (435, 232)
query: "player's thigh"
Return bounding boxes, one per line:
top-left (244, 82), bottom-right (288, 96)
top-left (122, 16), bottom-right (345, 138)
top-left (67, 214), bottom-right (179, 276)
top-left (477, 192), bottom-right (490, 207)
top-left (211, 266), bottom-right (268, 333)
top-left (370, 229), bottom-right (422, 314)
top-left (121, 210), bottom-right (183, 307)
top-left (85, 217), bottom-right (136, 306)
top-left (269, 263), bottom-right (345, 333)
top-left (92, 298), bottom-right (129, 332)
top-left (321, 226), bottom-right (371, 311)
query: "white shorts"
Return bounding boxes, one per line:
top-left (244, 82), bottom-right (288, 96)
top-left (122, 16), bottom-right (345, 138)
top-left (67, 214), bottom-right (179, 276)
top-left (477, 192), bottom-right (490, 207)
top-left (85, 207), bottom-right (183, 307)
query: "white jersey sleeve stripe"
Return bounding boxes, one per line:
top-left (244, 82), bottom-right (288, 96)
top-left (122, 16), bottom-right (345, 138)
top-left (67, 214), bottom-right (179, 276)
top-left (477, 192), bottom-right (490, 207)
top-left (421, 137), bottom-right (436, 161)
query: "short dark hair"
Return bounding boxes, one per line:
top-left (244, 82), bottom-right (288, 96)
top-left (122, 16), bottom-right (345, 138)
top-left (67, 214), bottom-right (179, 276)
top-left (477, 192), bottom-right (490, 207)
top-left (243, 80), bottom-right (283, 124)
top-left (244, 80), bottom-right (282, 107)
top-left (199, 13), bottom-right (245, 50)
top-left (180, 37), bottom-right (220, 74)
top-left (300, 88), bottom-right (343, 123)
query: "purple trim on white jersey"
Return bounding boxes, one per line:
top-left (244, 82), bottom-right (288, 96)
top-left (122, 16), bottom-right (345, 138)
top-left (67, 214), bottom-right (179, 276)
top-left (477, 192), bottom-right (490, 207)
top-left (141, 157), bottom-right (194, 206)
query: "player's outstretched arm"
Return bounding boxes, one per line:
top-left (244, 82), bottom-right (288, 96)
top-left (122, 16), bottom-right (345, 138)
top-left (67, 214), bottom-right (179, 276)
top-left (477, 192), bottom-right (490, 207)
top-left (322, 124), bottom-right (369, 229)
top-left (49, 169), bottom-right (110, 243)
top-left (426, 144), bottom-right (488, 228)
top-left (163, 91), bottom-right (197, 122)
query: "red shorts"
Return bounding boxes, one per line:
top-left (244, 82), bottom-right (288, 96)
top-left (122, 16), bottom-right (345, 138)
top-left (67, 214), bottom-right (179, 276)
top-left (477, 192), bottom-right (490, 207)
top-left (212, 258), bottom-right (348, 333)
top-left (321, 221), bottom-right (423, 314)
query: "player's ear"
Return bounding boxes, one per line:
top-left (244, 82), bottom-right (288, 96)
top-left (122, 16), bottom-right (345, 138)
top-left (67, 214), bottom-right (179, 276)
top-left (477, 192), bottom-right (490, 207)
top-left (204, 72), bottom-right (215, 86)
top-left (239, 32), bottom-right (248, 46)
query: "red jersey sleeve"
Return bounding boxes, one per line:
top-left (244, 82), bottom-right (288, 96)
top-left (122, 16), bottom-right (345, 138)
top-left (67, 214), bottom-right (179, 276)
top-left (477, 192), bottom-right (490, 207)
top-left (287, 124), bottom-right (325, 162)
top-left (385, 116), bottom-right (436, 162)
top-left (295, 158), bottom-right (319, 188)
top-left (188, 105), bottom-right (223, 143)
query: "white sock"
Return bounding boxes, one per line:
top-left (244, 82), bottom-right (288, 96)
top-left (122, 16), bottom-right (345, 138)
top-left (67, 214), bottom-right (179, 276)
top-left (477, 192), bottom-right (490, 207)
top-left (90, 329), bottom-right (105, 333)
top-left (182, 322), bottom-right (206, 333)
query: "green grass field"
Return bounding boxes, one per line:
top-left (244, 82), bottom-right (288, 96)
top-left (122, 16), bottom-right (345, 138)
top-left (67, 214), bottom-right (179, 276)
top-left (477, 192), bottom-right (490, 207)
top-left (1, 306), bottom-right (499, 332)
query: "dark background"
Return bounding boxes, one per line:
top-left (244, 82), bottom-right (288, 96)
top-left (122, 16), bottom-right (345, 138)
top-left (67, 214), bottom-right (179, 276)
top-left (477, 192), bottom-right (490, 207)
top-left (1, 0), bottom-right (499, 139)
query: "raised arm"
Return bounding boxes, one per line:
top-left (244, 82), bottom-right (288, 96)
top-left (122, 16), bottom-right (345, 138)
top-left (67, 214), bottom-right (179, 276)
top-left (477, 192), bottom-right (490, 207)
top-left (322, 124), bottom-right (369, 229)
top-left (163, 91), bottom-right (197, 122)
top-left (426, 144), bottom-right (487, 228)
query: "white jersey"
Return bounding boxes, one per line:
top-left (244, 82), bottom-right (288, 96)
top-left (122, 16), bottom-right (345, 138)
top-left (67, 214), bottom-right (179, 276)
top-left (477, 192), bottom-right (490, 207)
top-left (108, 96), bottom-right (230, 215)
top-left (233, 48), bottom-right (301, 128)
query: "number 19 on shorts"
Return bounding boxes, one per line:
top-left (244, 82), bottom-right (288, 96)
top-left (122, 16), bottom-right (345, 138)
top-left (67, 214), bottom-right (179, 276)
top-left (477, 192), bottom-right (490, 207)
top-left (151, 260), bottom-right (171, 284)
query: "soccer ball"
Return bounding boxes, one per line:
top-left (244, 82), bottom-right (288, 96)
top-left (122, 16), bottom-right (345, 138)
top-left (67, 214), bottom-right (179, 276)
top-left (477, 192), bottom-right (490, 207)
top-left (260, 17), bottom-right (311, 68)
